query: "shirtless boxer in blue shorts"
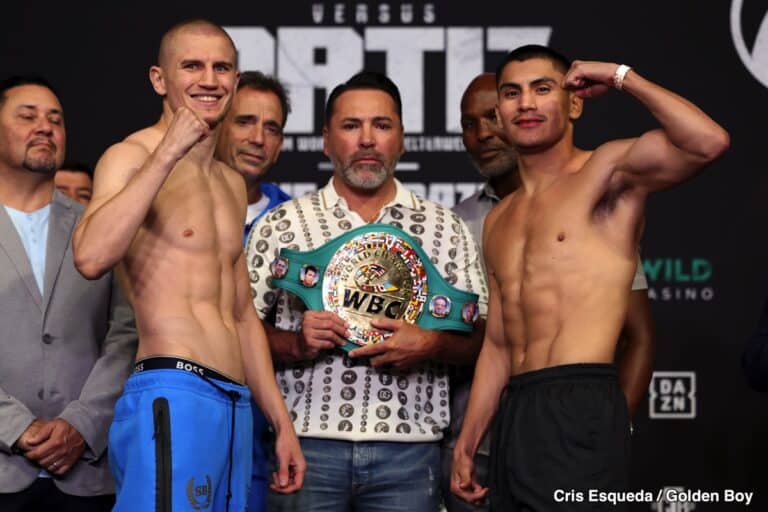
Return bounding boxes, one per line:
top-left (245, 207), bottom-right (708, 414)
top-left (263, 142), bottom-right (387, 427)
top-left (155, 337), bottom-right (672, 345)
top-left (73, 19), bottom-right (305, 511)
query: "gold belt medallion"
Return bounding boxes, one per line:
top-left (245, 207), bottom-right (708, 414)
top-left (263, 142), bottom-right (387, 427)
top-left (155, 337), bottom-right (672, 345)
top-left (323, 232), bottom-right (428, 347)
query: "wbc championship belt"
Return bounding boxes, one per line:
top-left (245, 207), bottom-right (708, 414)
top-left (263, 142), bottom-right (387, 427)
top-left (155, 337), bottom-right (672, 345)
top-left (270, 224), bottom-right (480, 352)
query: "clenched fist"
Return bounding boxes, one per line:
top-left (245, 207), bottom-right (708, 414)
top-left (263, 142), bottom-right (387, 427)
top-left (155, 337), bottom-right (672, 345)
top-left (562, 60), bottom-right (624, 99)
top-left (160, 106), bottom-right (211, 161)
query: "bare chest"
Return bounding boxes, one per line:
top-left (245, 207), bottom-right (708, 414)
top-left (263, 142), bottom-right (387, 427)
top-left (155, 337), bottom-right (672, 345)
top-left (135, 168), bottom-right (243, 261)
top-left (490, 189), bottom-right (592, 281)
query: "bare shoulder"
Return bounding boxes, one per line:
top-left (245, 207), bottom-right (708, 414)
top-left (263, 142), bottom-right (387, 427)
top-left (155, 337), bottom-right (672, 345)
top-left (215, 160), bottom-right (247, 211)
top-left (482, 192), bottom-right (518, 270)
top-left (485, 192), bottom-right (516, 231)
top-left (96, 126), bottom-right (164, 175)
top-left (124, 125), bottom-right (164, 152)
top-left (81, 136), bottom-right (149, 212)
top-left (216, 161), bottom-right (246, 195)
top-left (95, 140), bottom-right (150, 180)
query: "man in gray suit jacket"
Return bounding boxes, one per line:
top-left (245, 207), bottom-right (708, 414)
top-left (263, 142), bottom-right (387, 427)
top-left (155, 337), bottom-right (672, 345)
top-left (0, 75), bottom-right (137, 511)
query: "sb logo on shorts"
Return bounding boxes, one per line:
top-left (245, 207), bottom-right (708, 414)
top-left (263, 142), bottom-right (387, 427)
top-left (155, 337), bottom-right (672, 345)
top-left (186, 475), bottom-right (212, 510)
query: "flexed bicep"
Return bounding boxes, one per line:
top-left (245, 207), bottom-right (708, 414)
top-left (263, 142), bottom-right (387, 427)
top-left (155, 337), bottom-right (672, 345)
top-left (605, 66), bottom-right (729, 194)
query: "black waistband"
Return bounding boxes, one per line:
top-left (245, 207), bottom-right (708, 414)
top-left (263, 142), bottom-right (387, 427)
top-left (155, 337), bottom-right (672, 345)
top-left (507, 363), bottom-right (617, 389)
top-left (136, 356), bottom-right (243, 512)
top-left (134, 356), bottom-right (241, 386)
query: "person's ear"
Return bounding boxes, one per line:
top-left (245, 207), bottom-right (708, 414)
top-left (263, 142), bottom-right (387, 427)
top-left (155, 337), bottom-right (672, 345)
top-left (149, 66), bottom-right (167, 96)
top-left (568, 92), bottom-right (583, 121)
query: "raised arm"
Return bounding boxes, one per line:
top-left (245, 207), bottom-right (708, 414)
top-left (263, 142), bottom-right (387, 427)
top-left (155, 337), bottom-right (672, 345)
top-left (563, 61), bottom-right (729, 193)
top-left (73, 108), bottom-right (209, 279)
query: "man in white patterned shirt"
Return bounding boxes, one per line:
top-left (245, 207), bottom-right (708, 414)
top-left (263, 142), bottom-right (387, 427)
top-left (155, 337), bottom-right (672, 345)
top-left (246, 72), bottom-right (488, 511)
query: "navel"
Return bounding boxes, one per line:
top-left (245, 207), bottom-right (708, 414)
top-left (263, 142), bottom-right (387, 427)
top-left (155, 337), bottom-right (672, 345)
top-left (183, 229), bottom-right (194, 238)
top-left (557, 232), bottom-right (565, 242)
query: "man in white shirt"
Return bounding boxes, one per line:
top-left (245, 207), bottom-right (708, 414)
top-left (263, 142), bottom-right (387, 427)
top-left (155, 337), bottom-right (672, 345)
top-left (246, 71), bottom-right (488, 511)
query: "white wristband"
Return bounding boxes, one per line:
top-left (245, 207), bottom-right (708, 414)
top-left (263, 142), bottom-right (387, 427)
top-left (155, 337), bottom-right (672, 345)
top-left (613, 64), bottom-right (632, 90)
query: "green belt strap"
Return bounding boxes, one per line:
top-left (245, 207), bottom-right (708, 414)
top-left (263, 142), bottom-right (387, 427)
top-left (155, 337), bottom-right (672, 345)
top-left (271, 224), bottom-right (479, 341)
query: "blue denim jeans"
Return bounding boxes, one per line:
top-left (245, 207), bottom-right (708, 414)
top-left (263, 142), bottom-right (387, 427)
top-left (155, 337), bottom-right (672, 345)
top-left (268, 437), bottom-right (441, 512)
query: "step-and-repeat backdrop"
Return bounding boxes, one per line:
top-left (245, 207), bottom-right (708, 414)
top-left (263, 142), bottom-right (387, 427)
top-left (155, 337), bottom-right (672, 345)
top-left (3, 1), bottom-right (766, 509)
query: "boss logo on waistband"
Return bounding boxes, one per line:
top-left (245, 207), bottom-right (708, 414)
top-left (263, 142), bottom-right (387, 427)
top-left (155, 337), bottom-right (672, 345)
top-left (176, 361), bottom-right (205, 377)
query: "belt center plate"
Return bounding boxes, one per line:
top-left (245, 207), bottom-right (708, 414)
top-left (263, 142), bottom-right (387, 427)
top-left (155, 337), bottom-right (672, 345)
top-left (323, 231), bottom-right (428, 346)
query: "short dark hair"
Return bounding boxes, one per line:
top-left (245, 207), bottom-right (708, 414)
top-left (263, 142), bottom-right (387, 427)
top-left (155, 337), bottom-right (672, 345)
top-left (237, 71), bottom-right (292, 127)
top-left (495, 45), bottom-right (572, 85)
top-left (0, 75), bottom-right (58, 106)
top-left (324, 71), bottom-right (402, 126)
top-left (59, 160), bottom-right (93, 178)
top-left (304, 265), bottom-right (318, 274)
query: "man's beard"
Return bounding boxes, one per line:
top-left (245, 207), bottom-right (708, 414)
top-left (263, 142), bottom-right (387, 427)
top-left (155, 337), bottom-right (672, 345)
top-left (470, 147), bottom-right (517, 179)
top-left (22, 147), bottom-right (58, 175)
top-left (335, 157), bottom-right (395, 191)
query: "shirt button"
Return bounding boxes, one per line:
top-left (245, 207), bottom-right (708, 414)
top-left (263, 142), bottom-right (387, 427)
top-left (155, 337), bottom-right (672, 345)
top-left (42, 333), bottom-right (53, 344)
